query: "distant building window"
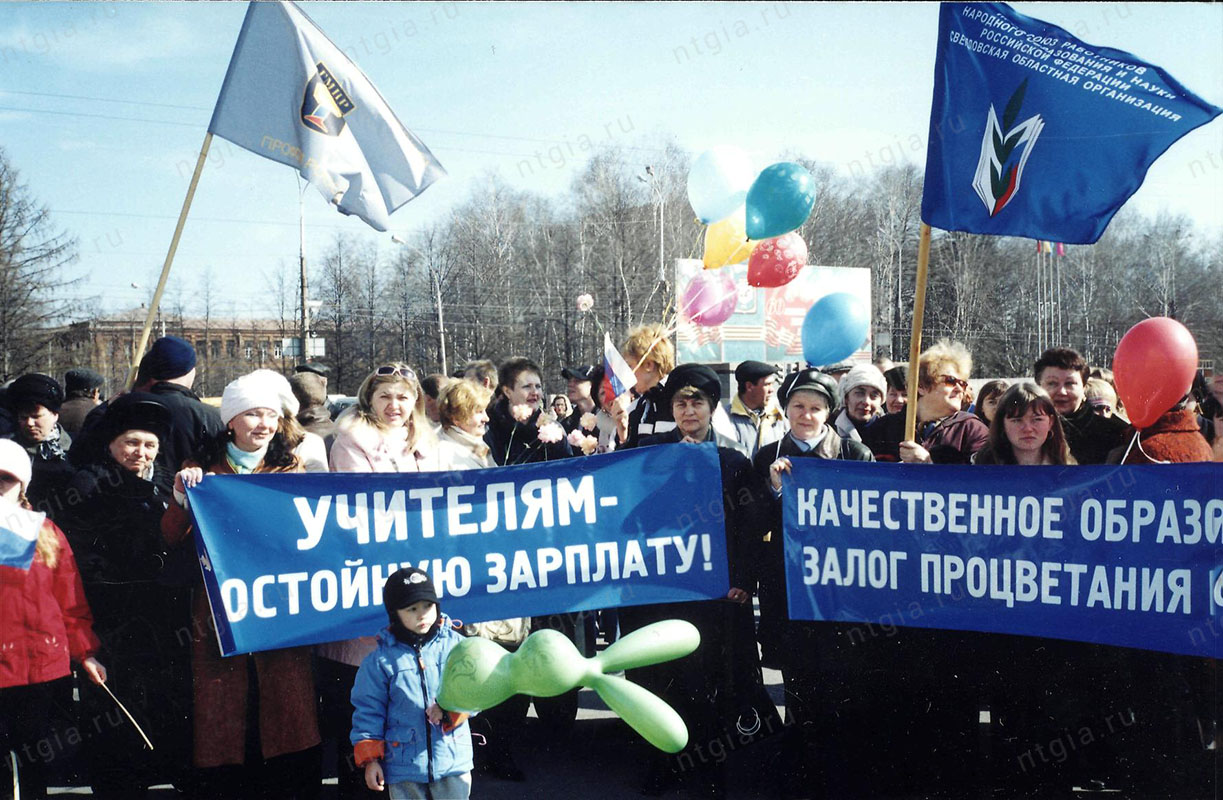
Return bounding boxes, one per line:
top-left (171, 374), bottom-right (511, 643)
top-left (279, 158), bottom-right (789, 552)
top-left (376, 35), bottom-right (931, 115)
top-left (245, 345), bottom-right (253, 359)
top-left (226, 340), bottom-right (236, 358)
top-left (210, 340), bottom-right (221, 359)
top-left (273, 343), bottom-right (283, 358)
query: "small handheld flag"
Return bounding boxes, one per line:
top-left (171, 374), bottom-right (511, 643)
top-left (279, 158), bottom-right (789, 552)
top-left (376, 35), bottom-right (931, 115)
top-left (0, 498), bottom-right (45, 571)
top-left (601, 333), bottom-right (637, 407)
top-left (208, 2), bottom-right (446, 231)
top-left (922, 3), bottom-right (1221, 244)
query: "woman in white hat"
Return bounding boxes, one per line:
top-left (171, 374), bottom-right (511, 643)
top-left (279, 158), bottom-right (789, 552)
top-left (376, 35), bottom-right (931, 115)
top-left (162, 370), bottom-right (320, 799)
top-left (0, 438), bottom-right (107, 798)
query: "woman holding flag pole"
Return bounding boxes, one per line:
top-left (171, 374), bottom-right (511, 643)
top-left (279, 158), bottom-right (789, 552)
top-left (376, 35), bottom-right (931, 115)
top-left (0, 439), bottom-right (107, 799)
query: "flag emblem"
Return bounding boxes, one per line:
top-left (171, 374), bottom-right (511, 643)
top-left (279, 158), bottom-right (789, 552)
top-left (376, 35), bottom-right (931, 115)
top-left (300, 62), bottom-right (355, 136)
top-left (972, 79), bottom-right (1044, 217)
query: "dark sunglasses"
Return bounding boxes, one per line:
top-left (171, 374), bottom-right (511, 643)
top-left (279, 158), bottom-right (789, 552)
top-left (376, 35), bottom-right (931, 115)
top-left (375, 365), bottom-right (417, 381)
top-left (937, 374), bottom-right (969, 390)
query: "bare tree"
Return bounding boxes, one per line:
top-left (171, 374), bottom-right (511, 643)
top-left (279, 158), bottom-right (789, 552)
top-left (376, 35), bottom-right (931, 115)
top-left (0, 147), bottom-right (81, 378)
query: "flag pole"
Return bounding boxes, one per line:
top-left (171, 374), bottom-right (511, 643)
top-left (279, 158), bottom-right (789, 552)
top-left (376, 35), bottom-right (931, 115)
top-left (903, 222), bottom-right (932, 443)
top-left (126, 131), bottom-right (214, 390)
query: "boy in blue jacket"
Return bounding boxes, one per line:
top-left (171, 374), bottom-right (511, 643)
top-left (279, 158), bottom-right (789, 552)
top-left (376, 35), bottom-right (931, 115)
top-left (351, 568), bottom-right (473, 799)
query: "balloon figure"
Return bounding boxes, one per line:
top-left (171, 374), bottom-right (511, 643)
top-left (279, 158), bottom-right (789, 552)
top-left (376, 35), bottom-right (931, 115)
top-left (801, 292), bottom-right (870, 367)
top-left (680, 271), bottom-right (739, 327)
top-left (745, 161), bottom-right (816, 240)
top-left (438, 620), bottom-right (700, 753)
top-left (687, 147), bottom-right (755, 225)
top-left (1113, 316), bottom-right (1198, 429)
top-left (747, 232), bottom-right (808, 288)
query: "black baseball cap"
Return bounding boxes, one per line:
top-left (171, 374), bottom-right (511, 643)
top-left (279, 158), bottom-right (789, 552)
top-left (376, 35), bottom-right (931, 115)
top-left (561, 365), bottom-right (597, 382)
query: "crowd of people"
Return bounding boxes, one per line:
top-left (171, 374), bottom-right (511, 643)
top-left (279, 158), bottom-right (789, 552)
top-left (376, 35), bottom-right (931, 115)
top-left (0, 328), bottom-right (1220, 799)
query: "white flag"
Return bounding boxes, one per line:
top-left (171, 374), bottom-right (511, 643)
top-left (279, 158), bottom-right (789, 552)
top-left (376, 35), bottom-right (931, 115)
top-left (208, 2), bottom-right (446, 231)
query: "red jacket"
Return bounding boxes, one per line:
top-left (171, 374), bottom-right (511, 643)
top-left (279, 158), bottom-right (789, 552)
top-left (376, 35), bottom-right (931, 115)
top-left (0, 520), bottom-right (99, 689)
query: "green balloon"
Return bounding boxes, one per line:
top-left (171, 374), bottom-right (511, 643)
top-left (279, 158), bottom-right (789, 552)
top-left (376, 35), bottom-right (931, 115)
top-left (438, 619), bottom-right (699, 753)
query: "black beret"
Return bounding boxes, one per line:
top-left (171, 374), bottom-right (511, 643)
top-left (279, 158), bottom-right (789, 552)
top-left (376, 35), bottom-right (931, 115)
top-left (662, 363), bottom-right (722, 408)
top-left (734, 360), bottom-right (780, 385)
top-left (65, 368), bottom-right (105, 394)
top-left (7, 373), bottom-right (64, 413)
top-left (561, 365), bottom-right (597, 382)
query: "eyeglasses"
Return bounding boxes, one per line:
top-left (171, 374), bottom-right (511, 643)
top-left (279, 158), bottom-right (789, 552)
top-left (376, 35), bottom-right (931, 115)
top-left (937, 375), bottom-right (969, 390)
top-left (375, 365), bottom-right (417, 381)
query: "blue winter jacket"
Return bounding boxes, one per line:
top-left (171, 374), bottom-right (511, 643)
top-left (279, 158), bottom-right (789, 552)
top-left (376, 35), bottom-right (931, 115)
top-left (350, 620), bottom-right (473, 785)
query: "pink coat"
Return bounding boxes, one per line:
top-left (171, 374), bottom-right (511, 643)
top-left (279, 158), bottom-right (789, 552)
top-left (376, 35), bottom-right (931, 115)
top-left (0, 521), bottom-right (99, 689)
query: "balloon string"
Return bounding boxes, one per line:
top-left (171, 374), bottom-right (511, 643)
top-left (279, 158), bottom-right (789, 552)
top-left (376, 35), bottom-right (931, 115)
top-left (1119, 430), bottom-right (1139, 464)
top-left (1134, 434), bottom-right (1170, 465)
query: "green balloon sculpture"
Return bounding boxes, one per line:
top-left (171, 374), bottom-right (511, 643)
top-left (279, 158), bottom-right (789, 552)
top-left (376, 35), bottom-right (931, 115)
top-left (437, 619), bottom-right (699, 753)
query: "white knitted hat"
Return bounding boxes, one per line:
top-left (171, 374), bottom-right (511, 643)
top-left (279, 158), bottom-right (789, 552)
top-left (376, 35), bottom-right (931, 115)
top-left (0, 439), bottom-right (33, 493)
top-left (220, 370), bottom-right (300, 426)
top-left (837, 364), bottom-right (887, 403)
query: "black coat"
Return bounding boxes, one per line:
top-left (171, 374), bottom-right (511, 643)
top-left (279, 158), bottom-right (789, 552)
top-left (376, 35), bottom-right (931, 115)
top-left (751, 431), bottom-right (874, 672)
top-left (483, 396), bottom-right (572, 466)
top-left (58, 458), bottom-right (176, 604)
top-left (639, 427), bottom-right (769, 592)
top-left (1061, 401), bottom-right (1129, 465)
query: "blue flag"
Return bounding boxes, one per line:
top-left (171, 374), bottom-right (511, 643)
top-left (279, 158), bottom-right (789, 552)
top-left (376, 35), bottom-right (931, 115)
top-left (0, 498), bottom-right (44, 571)
top-left (208, 2), bottom-right (446, 232)
top-left (922, 3), bottom-right (1221, 244)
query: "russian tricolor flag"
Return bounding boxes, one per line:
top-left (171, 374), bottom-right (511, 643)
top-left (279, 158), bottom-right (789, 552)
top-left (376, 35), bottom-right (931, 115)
top-left (601, 333), bottom-right (637, 407)
top-left (0, 498), bottom-right (44, 570)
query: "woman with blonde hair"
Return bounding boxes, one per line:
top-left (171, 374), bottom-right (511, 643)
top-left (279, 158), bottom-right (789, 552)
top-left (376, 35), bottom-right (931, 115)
top-left (621, 323), bottom-right (677, 448)
top-left (436, 379), bottom-right (494, 470)
top-left (329, 363), bottom-right (437, 472)
top-left (973, 383), bottom-right (1076, 465)
top-left (322, 363), bottom-right (439, 797)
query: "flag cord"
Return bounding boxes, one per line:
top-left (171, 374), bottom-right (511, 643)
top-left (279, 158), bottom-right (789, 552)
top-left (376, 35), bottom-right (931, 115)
top-left (903, 223), bottom-right (933, 443)
top-left (126, 131), bottom-right (214, 389)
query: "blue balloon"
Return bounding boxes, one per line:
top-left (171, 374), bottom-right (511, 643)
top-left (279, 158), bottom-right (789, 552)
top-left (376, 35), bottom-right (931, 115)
top-left (745, 162), bottom-right (816, 240)
top-left (687, 147), bottom-right (754, 225)
top-left (801, 293), bottom-right (870, 367)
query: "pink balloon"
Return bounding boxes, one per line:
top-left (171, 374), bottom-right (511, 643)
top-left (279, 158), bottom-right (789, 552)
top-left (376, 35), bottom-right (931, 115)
top-left (747, 232), bottom-right (807, 288)
top-left (681, 271), bottom-right (738, 327)
top-left (1112, 317), bottom-right (1198, 429)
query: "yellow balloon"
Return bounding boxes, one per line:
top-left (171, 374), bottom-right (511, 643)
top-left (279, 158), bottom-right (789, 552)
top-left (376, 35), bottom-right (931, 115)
top-left (702, 208), bottom-right (757, 269)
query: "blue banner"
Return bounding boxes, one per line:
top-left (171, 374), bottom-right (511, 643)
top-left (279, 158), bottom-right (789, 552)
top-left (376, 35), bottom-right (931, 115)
top-left (782, 461), bottom-right (1222, 658)
top-left (187, 444), bottom-right (728, 655)
top-left (922, 3), bottom-right (1221, 244)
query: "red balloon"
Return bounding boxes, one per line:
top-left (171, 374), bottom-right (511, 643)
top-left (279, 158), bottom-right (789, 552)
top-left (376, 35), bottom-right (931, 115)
top-left (746, 232), bottom-right (807, 288)
top-left (1112, 317), bottom-right (1198, 429)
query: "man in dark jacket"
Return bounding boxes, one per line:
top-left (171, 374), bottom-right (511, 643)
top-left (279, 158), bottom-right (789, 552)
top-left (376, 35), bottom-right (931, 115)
top-left (72, 336), bottom-right (224, 474)
top-left (1035, 347), bottom-right (1128, 464)
top-left (58, 368), bottom-right (105, 435)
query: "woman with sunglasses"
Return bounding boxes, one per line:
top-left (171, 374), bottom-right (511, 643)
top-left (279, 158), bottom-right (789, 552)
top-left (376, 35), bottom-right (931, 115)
top-left (862, 340), bottom-right (989, 464)
top-left (329, 363), bottom-right (438, 473)
top-left (322, 363), bottom-right (439, 797)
